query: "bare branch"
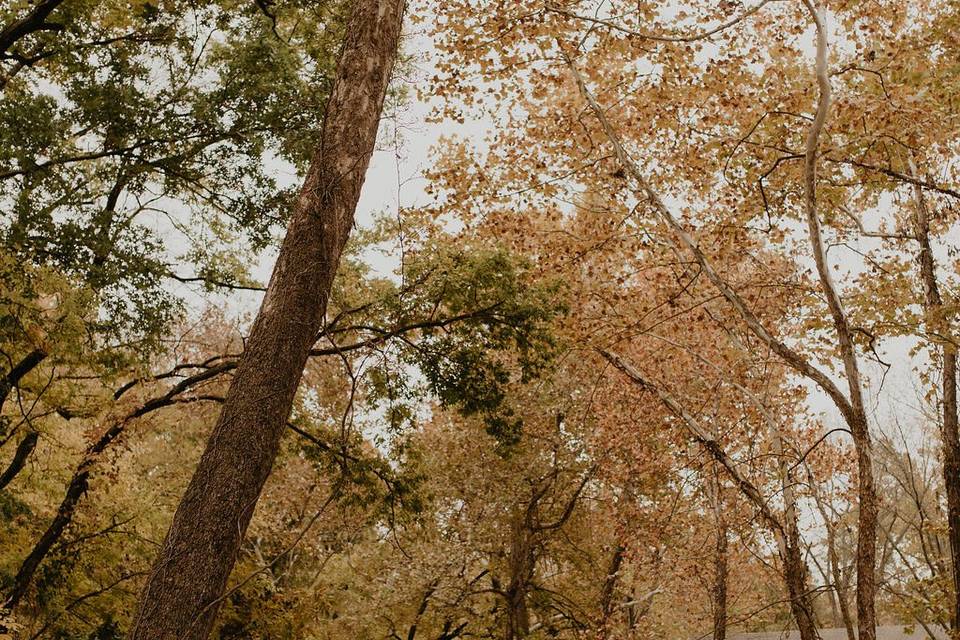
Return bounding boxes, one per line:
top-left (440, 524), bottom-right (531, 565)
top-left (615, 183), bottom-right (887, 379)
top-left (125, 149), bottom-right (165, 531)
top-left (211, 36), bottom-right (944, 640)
top-left (557, 44), bottom-right (858, 428)
top-left (599, 349), bottom-right (784, 536)
top-left (546, 0), bottom-right (778, 44)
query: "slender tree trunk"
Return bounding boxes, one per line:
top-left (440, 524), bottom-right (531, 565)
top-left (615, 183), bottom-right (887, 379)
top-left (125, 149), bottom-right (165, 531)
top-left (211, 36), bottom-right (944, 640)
top-left (770, 414), bottom-right (819, 640)
top-left (505, 510), bottom-right (535, 640)
top-left (811, 480), bottom-right (856, 640)
top-left (782, 540), bottom-right (818, 640)
top-left (702, 462), bottom-right (729, 640)
top-left (910, 169), bottom-right (960, 633)
top-left (942, 351), bottom-right (960, 633)
top-left (128, 3), bottom-right (405, 639)
top-left (710, 477), bottom-right (728, 640)
top-left (599, 544), bottom-right (625, 637)
top-left (0, 431), bottom-right (38, 490)
top-left (798, 6), bottom-right (877, 639)
top-left (0, 348), bottom-right (46, 414)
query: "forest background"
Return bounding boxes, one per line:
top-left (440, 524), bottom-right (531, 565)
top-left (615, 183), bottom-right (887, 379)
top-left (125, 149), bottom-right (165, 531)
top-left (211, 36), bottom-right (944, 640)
top-left (1, 1), bottom-right (959, 639)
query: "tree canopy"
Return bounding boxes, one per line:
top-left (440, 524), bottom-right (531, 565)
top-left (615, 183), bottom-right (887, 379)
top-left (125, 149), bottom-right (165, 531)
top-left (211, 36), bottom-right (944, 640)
top-left (3, 1), bottom-right (960, 639)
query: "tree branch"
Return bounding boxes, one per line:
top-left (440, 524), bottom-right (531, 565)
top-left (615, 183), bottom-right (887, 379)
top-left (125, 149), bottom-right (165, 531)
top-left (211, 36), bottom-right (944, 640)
top-left (558, 45), bottom-right (858, 427)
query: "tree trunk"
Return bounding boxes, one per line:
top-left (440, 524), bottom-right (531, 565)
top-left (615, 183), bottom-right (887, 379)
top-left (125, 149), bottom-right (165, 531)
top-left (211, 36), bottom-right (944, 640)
top-left (910, 170), bottom-right (960, 633)
top-left (782, 539), bottom-right (818, 640)
top-left (712, 520), bottom-right (728, 640)
top-left (811, 478), bottom-right (856, 640)
top-left (770, 411), bottom-right (819, 640)
top-left (128, 3), bottom-right (405, 639)
top-left (797, 6), bottom-right (877, 638)
top-left (0, 431), bottom-right (37, 490)
top-left (703, 464), bottom-right (728, 640)
top-left (942, 351), bottom-right (960, 633)
top-left (599, 544), bottom-right (625, 637)
top-left (504, 510), bottom-right (535, 640)
top-left (0, 348), bottom-right (46, 414)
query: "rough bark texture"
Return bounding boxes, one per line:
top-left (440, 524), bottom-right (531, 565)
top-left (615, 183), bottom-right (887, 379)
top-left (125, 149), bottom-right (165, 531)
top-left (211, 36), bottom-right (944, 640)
top-left (911, 174), bottom-right (960, 632)
top-left (782, 534), bottom-right (818, 640)
top-left (504, 511), bottom-right (535, 640)
top-left (713, 526), bottom-right (728, 640)
top-left (128, 3), bottom-right (405, 638)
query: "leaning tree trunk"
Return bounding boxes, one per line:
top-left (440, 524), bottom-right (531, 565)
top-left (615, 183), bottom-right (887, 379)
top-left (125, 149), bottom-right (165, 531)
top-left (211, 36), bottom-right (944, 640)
top-left (128, 3), bottom-right (405, 639)
top-left (0, 349), bottom-right (47, 493)
top-left (910, 170), bottom-right (960, 633)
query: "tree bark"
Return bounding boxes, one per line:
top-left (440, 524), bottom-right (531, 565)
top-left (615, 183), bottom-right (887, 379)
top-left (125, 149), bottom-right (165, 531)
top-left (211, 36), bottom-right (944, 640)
top-left (713, 525), bottom-right (728, 640)
top-left (782, 534), bottom-right (818, 640)
top-left (128, 3), bottom-right (405, 638)
top-left (504, 509), bottom-right (535, 640)
top-left (797, 6), bottom-right (877, 639)
top-left (0, 431), bottom-right (38, 490)
top-left (709, 470), bottom-right (728, 640)
top-left (0, 348), bottom-right (46, 414)
top-left (909, 167), bottom-right (960, 633)
top-left (599, 544), bottom-right (625, 637)
top-left (0, 0), bottom-right (66, 56)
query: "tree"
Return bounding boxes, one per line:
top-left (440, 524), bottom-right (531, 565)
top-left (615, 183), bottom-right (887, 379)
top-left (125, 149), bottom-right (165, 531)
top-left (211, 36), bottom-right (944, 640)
top-left (128, 2), bottom-right (406, 638)
top-left (1, 0), bottom-right (349, 607)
